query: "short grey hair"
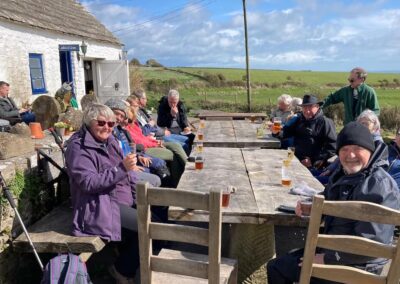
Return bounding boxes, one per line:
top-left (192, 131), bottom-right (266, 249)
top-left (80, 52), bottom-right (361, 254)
top-left (168, 89), bottom-right (179, 99)
top-left (356, 109), bottom-right (380, 133)
top-left (132, 89), bottom-right (145, 99)
top-left (83, 103), bottom-right (115, 127)
top-left (277, 94), bottom-right (292, 105)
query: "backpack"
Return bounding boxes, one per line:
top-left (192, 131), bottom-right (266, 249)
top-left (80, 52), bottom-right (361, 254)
top-left (41, 253), bottom-right (92, 284)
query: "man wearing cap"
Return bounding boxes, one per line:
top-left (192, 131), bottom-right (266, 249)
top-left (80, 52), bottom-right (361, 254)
top-left (278, 94), bottom-right (336, 170)
top-left (323, 67), bottom-right (380, 125)
top-left (267, 122), bottom-right (399, 284)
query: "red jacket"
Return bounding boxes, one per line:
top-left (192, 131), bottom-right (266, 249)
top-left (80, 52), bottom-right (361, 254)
top-left (125, 122), bottom-right (158, 149)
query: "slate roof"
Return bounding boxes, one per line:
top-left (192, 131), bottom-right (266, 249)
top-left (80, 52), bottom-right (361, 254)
top-left (0, 0), bottom-right (121, 45)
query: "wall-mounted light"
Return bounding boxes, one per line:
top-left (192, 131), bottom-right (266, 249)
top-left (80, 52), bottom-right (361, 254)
top-left (80, 40), bottom-right (87, 57)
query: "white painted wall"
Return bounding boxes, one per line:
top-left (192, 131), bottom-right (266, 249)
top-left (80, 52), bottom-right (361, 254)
top-left (0, 20), bottom-right (122, 107)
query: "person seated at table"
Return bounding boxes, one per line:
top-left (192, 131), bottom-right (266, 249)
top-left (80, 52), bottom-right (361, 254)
top-left (270, 94), bottom-right (293, 124)
top-left (388, 126), bottom-right (400, 191)
top-left (317, 109), bottom-right (388, 184)
top-left (104, 98), bottom-right (162, 188)
top-left (157, 89), bottom-right (195, 148)
top-left (267, 122), bottom-right (400, 284)
top-left (65, 103), bottom-right (140, 283)
top-left (275, 94), bottom-right (337, 170)
top-left (0, 81), bottom-right (35, 125)
top-left (123, 96), bottom-right (187, 187)
top-left (129, 90), bottom-right (191, 155)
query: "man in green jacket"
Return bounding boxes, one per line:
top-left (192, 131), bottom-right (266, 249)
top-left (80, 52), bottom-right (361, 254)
top-left (322, 67), bottom-right (380, 125)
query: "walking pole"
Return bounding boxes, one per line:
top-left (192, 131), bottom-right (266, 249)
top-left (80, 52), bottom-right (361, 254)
top-left (0, 171), bottom-right (44, 271)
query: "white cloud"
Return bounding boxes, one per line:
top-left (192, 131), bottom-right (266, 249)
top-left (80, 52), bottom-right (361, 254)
top-left (83, 1), bottom-right (400, 71)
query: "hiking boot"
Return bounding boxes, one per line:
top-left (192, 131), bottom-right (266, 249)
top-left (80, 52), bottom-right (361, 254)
top-left (108, 265), bottom-right (135, 284)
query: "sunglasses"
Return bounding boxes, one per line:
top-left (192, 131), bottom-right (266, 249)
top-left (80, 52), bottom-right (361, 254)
top-left (96, 120), bottom-right (116, 128)
top-left (348, 79), bottom-right (355, 83)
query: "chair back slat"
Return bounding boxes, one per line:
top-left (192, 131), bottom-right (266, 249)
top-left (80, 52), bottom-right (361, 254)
top-left (299, 195), bottom-right (400, 284)
top-left (317, 235), bottom-right (394, 259)
top-left (323, 200), bottom-right (400, 225)
top-left (208, 190), bottom-right (222, 284)
top-left (151, 255), bottom-right (209, 279)
top-left (147, 187), bottom-right (210, 210)
top-left (149, 223), bottom-right (209, 246)
top-left (312, 264), bottom-right (386, 284)
top-left (136, 182), bottom-right (224, 284)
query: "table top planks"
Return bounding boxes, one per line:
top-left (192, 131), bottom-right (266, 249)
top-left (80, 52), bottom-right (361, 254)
top-left (196, 120), bottom-right (280, 148)
top-left (169, 148), bottom-right (324, 226)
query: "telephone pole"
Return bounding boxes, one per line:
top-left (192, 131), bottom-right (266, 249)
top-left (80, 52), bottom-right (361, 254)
top-left (242, 0), bottom-right (251, 112)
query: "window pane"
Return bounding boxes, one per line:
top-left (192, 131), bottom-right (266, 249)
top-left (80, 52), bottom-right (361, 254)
top-left (32, 79), bottom-right (44, 89)
top-left (30, 68), bottom-right (43, 79)
top-left (29, 58), bottom-right (41, 68)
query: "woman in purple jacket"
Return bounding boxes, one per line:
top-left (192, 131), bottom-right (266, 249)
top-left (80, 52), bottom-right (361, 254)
top-left (65, 103), bottom-right (139, 283)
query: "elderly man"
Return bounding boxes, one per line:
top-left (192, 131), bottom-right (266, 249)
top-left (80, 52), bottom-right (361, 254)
top-left (0, 81), bottom-right (35, 124)
top-left (323, 67), bottom-right (380, 125)
top-left (267, 122), bottom-right (400, 284)
top-left (278, 94), bottom-right (336, 170)
top-left (132, 89), bottom-right (191, 155)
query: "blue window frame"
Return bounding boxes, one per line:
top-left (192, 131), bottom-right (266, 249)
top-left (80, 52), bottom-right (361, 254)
top-left (29, 53), bottom-right (47, 94)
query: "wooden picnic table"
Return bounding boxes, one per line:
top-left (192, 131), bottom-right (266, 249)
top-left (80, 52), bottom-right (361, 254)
top-left (195, 120), bottom-right (280, 148)
top-left (197, 110), bottom-right (267, 121)
top-left (169, 147), bottom-right (324, 283)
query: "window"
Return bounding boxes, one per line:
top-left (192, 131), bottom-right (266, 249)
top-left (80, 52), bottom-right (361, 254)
top-left (29, 53), bottom-right (47, 94)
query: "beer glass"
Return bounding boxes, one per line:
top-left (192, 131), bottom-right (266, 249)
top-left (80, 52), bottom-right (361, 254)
top-left (300, 197), bottom-right (313, 216)
top-left (195, 155), bottom-right (204, 170)
top-left (256, 127), bottom-right (264, 138)
top-left (287, 147), bottom-right (295, 161)
top-left (222, 186), bottom-right (231, 207)
top-left (281, 159), bottom-right (292, 187)
top-left (250, 115), bottom-right (256, 123)
top-left (199, 119), bottom-right (206, 129)
top-left (197, 130), bottom-right (204, 141)
top-left (273, 117), bottom-right (282, 133)
top-left (196, 142), bottom-right (203, 153)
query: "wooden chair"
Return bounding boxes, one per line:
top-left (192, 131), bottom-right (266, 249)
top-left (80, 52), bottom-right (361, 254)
top-left (136, 182), bottom-right (238, 284)
top-left (299, 195), bottom-right (400, 284)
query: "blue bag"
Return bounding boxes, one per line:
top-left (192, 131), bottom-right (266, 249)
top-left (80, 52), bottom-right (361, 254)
top-left (41, 253), bottom-right (92, 284)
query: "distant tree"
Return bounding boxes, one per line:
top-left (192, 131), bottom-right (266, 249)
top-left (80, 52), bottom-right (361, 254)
top-left (146, 59), bottom-right (164, 67)
top-left (130, 58), bottom-right (141, 66)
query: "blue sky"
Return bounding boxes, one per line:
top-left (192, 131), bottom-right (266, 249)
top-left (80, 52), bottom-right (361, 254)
top-left (82, 0), bottom-right (400, 72)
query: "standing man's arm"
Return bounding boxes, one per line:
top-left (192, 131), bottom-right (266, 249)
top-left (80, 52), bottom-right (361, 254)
top-left (322, 89), bottom-right (344, 110)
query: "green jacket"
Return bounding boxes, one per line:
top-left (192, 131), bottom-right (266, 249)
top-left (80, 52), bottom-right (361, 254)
top-left (322, 83), bottom-right (380, 124)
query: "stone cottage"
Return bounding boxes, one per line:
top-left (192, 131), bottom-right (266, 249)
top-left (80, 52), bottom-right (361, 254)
top-left (0, 0), bottom-right (130, 108)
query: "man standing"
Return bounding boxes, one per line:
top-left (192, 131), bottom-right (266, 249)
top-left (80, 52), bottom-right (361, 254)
top-left (0, 81), bottom-right (35, 124)
top-left (279, 94), bottom-right (337, 170)
top-left (267, 122), bottom-right (399, 284)
top-left (323, 67), bottom-right (380, 125)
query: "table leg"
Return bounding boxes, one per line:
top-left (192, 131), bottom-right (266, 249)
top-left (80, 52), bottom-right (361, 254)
top-left (222, 224), bottom-right (275, 284)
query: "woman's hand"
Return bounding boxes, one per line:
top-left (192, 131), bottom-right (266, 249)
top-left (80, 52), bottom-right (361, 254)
top-left (123, 153), bottom-right (137, 171)
top-left (138, 156), bottom-right (152, 167)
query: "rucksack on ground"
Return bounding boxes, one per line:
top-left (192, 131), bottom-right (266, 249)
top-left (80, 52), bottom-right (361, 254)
top-left (41, 253), bottom-right (92, 284)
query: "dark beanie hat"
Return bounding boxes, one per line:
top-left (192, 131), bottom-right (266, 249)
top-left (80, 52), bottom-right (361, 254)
top-left (336, 121), bottom-right (375, 153)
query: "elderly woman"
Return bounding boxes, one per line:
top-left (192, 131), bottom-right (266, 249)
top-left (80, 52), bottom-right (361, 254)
top-left (65, 103), bottom-right (139, 283)
top-left (270, 94), bottom-right (293, 124)
top-left (388, 126), bottom-right (400, 190)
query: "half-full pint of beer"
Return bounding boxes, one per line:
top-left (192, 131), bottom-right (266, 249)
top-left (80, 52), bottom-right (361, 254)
top-left (281, 159), bottom-right (292, 187)
top-left (195, 156), bottom-right (204, 170)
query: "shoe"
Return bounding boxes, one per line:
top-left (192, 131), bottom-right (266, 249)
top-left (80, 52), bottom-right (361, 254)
top-left (108, 265), bottom-right (135, 284)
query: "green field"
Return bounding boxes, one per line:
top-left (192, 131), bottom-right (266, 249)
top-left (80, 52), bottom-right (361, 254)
top-left (133, 66), bottom-right (400, 110)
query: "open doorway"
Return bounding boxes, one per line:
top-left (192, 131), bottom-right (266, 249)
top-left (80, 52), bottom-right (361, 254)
top-left (83, 60), bottom-right (94, 95)
top-left (59, 50), bottom-right (75, 96)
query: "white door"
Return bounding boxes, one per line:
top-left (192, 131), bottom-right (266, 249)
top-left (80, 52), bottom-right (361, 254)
top-left (95, 60), bottom-right (130, 103)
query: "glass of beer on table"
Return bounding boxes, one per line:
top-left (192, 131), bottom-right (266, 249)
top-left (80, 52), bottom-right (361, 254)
top-left (199, 119), bottom-right (206, 129)
top-left (197, 130), bottom-right (204, 141)
top-left (195, 154), bottom-right (204, 170)
top-left (196, 141), bottom-right (203, 153)
top-left (273, 117), bottom-right (282, 133)
top-left (287, 147), bottom-right (295, 161)
top-left (222, 186), bottom-right (231, 207)
top-left (281, 159), bottom-right (292, 187)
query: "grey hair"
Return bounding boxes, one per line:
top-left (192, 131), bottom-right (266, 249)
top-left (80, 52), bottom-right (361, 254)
top-left (83, 103), bottom-right (115, 127)
top-left (132, 89), bottom-right (145, 99)
top-left (277, 94), bottom-right (293, 105)
top-left (356, 109), bottom-right (380, 133)
top-left (168, 89), bottom-right (180, 99)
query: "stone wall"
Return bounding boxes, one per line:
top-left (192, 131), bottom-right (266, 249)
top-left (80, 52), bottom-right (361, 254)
top-left (0, 136), bottom-right (65, 283)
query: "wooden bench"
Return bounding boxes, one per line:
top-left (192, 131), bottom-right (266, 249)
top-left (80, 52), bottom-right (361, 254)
top-left (13, 203), bottom-right (106, 262)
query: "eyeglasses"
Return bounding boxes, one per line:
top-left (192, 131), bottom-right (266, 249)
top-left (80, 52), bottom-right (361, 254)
top-left (96, 120), bottom-right (115, 128)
